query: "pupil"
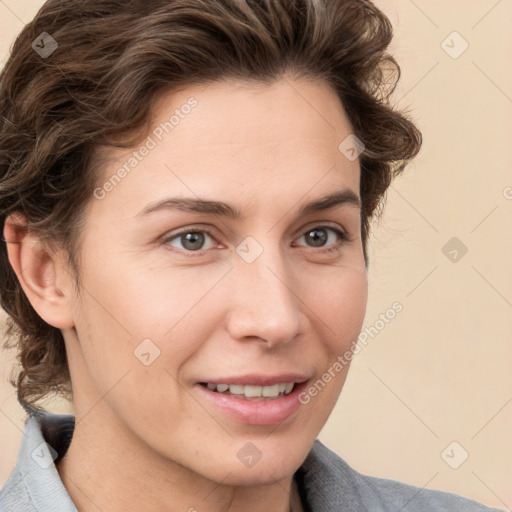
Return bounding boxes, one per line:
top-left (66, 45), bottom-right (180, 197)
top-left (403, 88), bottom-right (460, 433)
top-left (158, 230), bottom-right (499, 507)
top-left (307, 229), bottom-right (327, 247)
top-left (182, 232), bottom-right (205, 250)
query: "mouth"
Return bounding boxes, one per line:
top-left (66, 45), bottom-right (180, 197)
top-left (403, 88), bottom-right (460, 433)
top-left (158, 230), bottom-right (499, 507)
top-left (195, 376), bottom-right (310, 426)
top-left (199, 382), bottom-right (296, 401)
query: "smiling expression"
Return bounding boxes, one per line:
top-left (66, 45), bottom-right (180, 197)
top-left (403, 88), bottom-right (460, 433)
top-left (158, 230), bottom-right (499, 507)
top-left (64, 76), bottom-right (368, 485)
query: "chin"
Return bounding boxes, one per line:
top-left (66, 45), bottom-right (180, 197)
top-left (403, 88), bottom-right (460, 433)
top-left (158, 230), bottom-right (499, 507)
top-left (211, 462), bottom-right (299, 487)
top-left (200, 441), bottom-right (311, 486)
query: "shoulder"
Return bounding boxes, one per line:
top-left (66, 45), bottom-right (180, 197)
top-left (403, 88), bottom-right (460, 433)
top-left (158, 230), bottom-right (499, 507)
top-left (0, 467), bottom-right (37, 512)
top-left (298, 440), bottom-right (504, 512)
top-left (0, 412), bottom-right (77, 512)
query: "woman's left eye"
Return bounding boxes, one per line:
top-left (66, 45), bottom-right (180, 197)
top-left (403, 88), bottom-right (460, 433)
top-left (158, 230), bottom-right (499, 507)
top-left (294, 226), bottom-right (346, 251)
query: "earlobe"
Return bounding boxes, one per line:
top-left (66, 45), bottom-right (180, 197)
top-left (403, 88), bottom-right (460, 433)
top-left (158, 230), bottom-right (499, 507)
top-left (3, 214), bottom-right (75, 329)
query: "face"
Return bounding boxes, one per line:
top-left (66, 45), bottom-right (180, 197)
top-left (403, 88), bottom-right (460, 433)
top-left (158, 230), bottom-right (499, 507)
top-left (65, 76), bottom-right (367, 485)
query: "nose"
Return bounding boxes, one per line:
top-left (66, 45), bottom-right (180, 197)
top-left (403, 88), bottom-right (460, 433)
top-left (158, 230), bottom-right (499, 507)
top-left (225, 247), bottom-right (305, 348)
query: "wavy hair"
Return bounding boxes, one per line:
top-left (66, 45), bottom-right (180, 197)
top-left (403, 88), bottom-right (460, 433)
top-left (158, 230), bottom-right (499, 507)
top-left (0, 0), bottom-right (421, 411)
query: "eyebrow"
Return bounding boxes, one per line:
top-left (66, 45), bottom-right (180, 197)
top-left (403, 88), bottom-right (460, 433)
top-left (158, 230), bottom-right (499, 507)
top-left (137, 189), bottom-right (361, 219)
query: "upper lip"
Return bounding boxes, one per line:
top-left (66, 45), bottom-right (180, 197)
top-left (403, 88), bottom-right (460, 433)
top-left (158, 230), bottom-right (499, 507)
top-left (198, 374), bottom-right (310, 386)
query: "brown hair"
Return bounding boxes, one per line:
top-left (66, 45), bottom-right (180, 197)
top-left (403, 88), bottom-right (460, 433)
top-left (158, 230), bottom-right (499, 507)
top-left (0, 0), bottom-right (421, 412)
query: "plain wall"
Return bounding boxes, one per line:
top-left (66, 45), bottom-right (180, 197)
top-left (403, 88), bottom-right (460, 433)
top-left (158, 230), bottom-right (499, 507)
top-left (1, 1), bottom-right (511, 509)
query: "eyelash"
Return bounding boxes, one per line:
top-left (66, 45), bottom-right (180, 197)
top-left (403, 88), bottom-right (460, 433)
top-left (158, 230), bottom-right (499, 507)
top-left (162, 225), bottom-right (351, 257)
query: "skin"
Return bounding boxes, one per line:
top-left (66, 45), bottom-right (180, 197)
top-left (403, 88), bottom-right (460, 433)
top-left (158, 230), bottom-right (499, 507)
top-left (5, 76), bottom-right (368, 512)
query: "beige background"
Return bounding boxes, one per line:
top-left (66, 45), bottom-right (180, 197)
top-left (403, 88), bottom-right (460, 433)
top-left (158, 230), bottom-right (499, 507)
top-left (1, 0), bottom-right (511, 509)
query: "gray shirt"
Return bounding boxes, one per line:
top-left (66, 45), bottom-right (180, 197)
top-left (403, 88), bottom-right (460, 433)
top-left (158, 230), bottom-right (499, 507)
top-left (0, 412), bottom-right (504, 511)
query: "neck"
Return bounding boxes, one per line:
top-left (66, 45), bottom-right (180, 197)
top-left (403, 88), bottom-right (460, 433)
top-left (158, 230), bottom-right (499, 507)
top-left (56, 403), bottom-right (301, 512)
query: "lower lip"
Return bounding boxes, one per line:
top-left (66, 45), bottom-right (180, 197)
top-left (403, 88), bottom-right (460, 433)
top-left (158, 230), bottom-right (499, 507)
top-left (195, 381), bottom-right (308, 426)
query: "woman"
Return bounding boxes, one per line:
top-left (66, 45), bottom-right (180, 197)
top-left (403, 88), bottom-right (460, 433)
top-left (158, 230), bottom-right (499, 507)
top-left (0, 0), bottom-right (503, 510)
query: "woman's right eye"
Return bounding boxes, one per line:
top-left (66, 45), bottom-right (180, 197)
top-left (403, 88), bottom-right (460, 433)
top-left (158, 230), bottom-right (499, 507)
top-left (165, 230), bottom-right (218, 253)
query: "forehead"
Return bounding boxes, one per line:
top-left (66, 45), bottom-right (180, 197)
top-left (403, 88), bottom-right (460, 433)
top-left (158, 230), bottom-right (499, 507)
top-left (149, 77), bottom-right (354, 158)
top-left (90, 77), bottom-right (360, 218)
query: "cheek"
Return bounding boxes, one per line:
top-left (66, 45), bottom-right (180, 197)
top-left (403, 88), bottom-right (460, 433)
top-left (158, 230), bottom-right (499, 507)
top-left (293, 269), bottom-right (367, 441)
top-left (304, 265), bottom-right (368, 351)
top-left (79, 247), bottom-right (217, 330)
top-left (71, 259), bottom-right (230, 381)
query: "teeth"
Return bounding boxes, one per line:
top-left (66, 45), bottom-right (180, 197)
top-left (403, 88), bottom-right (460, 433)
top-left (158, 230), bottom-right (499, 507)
top-left (244, 385), bottom-right (262, 398)
top-left (262, 384), bottom-right (280, 397)
top-left (205, 382), bottom-right (295, 398)
top-left (229, 384), bottom-right (244, 395)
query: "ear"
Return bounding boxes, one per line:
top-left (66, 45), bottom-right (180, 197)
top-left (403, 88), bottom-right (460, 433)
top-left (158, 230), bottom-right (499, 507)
top-left (3, 213), bottom-right (75, 329)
